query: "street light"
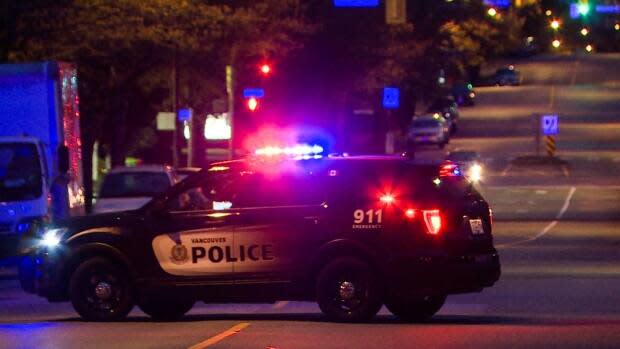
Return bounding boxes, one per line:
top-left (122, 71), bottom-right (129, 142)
top-left (552, 39), bottom-right (561, 48)
top-left (615, 23), bottom-right (620, 31)
top-left (487, 8), bottom-right (497, 17)
top-left (585, 44), bottom-right (593, 53)
top-left (580, 28), bottom-right (589, 36)
top-left (550, 19), bottom-right (561, 30)
top-left (545, 10), bottom-right (552, 16)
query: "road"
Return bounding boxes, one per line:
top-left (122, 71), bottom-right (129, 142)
top-left (1, 54), bottom-right (619, 348)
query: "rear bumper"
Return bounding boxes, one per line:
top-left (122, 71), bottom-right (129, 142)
top-left (387, 251), bottom-right (500, 297)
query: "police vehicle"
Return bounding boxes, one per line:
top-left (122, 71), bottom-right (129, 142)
top-left (20, 148), bottom-right (500, 322)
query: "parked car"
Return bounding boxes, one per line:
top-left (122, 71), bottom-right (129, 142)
top-left (408, 114), bottom-right (450, 150)
top-left (489, 66), bottom-right (520, 86)
top-left (426, 96), bottom-right (460, 133)
top-left (93, 165), bottom-right (176, 214)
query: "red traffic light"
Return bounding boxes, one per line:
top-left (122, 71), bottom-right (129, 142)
top-left (260, 64), bottom-right (271, 75)
top-left (247, 97), bottom-right (259, 112)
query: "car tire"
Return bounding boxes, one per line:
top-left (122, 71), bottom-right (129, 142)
top-left (316, 257), bottom-right (383, 323)
top-left (385, 295), bottom-right (446, 322)
top-left (69, 257), bottom-right (134, 321)
top-left (138, 299), bottom-right (195, 321)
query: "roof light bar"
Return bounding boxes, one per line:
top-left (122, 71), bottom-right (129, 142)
top-left (255, 144), bottom-right (324, 157)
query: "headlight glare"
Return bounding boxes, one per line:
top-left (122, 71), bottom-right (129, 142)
top-left (40, 228), bottom-right (66, 248)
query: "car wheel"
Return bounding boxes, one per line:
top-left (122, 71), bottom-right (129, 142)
top-left (69, 257), bottom-right (134, 321)
top-left (386, 295), bottom-right (446, 322)
top-left (316, 257), bottom-right (383, 323)
top-left (139, 299), bottom-right (195, 321)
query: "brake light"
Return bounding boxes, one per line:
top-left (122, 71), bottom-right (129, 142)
top-left (405, 208), bottom-right (416, 219)
top-left (422, 210), bottom-right (442, 235)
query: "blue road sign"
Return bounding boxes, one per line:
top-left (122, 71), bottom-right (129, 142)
top-left (382, 87), bottom-right (400, 109)
top-left (541, 114), bottom-right (559, 135)
top-left (178, 108), bottom-right (193, 122)
top-left (243, 88), bottom-right (265, 98)
top-left (334, 0), bottom-right (379, 7)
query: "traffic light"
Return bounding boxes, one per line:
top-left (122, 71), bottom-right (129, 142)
top-left (247, 97), bottom-right (259, 112)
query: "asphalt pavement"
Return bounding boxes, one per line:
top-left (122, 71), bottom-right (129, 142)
top-left (0, 53), bottom-right (619, 348)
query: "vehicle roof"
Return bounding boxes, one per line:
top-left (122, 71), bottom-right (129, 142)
top-left (108, 165), bottom-right (173, 174)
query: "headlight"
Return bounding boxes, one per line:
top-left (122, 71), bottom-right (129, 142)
top-left (40, 228), bottom-right (67, 248)
top-left (468, 164), bottom-right (483, 182)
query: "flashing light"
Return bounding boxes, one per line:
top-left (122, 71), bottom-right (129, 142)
top-left (439, 162), bottom-right (462, 177)
top-left (552, 39), bottom-right (561, 48)
top-left (405, 208), bottom-right (416, 219)
top-left (585, 44), bottom-right (593, 52)
top-left (580, 28), bottom-right (589, 36)
top-left (260, 64), bottom-right (271, 75)
top-left (254, 144), bottom-right (324, 157)
top-left (380, 194), bottom-right (395, 205)
top-left (422, 210), bottom-right (442, 235)
top-left (247, 97), bottom-right (258, 112)
top-left (487, 7), bottom-right (497, 17)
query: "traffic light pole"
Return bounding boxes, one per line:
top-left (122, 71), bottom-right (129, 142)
top-left (226, 65), bottom-right (234, 160)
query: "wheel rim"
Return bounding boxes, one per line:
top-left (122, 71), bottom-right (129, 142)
top-left (82, 268), bottom-right (123, 314)
top-left (330, 271), bottom-right (367, 312)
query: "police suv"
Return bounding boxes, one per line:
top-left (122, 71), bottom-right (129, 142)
top-left (20, 154), bottom-right (500, 322)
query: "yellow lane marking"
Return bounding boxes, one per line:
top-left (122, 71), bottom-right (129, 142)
top-left (188, 322), bottom-right (250, 349)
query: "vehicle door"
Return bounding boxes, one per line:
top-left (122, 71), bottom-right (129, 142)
top-left (230, 171), bottom-right (327, 281)
top-left (146, 171), bottom-right (241, 279)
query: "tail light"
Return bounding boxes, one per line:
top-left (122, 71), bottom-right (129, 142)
top-left (422, 209), bottom-right (442, 235)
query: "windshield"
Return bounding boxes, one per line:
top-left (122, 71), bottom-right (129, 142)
top-left (412, 120), bottom-right (440, 128)
top-left (99, 172), bottom-right (171, 198)
top-left (0, 143), bottom-right (43, 202)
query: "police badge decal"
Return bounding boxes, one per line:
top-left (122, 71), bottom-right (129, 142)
top-left (170, 244), bottom-right (189, 264)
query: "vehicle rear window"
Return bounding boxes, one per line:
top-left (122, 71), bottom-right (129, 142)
top-left (412, 120), bottom-right (439, 128)
top-left (99, 172), bottom-right (171, 198)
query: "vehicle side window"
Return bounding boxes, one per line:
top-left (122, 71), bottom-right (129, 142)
top-left (165, 172), bottom-right (236, 212)
top-left (232, 173), bottom-right (324, 208)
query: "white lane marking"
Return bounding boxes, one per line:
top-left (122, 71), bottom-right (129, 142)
top-left (498, 186), bottom-right (576, 248)
top-left (188, 322), bottom-right (250, 349)
top-left (272, 301), bottom-right (289, 310)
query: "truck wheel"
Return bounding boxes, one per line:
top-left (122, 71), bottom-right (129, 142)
top-left (385, 295), bottom-right (446, 322)
top-left (69, 257), bottom-right (134, 321)
top-left (316, 257), bottom-right (383, 323)
top-left (138, 299), bottom-right (195, 321)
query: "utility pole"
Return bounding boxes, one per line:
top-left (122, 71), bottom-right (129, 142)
top-left (171, 51), bottom-right (179, 168)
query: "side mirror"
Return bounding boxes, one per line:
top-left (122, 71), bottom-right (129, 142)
top-left (58, 145), bottom-right (69, 174)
